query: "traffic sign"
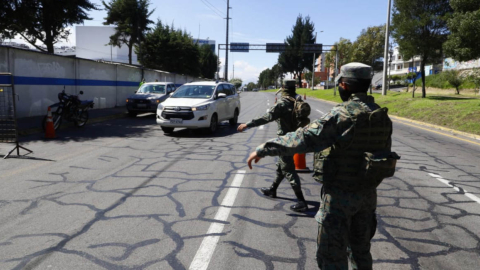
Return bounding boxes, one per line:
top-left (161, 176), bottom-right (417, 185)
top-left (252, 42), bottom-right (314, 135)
top-left (266, 43), bottom-right (287, 53)
top-left (230, 43), bottom-right (249, 52)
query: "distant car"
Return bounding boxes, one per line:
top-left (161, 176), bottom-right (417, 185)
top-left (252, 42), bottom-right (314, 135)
top-left (375, 84), bottom-right (382, 90)
top-left (156, 81), bottom-right (241, 134)
top-left (252, 88), bottom-right (258, 92)
top-left (126, 82), bottom-right (177, 116)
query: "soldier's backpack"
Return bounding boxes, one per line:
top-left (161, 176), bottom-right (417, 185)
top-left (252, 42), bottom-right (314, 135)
top-left (284, 96), bottom-right (311, 129)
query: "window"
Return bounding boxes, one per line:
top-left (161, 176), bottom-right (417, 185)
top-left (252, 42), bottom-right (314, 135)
top-left (398, 55), bottom-right (402, 60)
top-left (137, 84), bottom-right (165, 94)
top-left (170, 85), bottom-right (215, 99)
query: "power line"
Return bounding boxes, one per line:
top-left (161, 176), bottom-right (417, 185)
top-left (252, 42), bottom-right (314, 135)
top-left (204, 0), bottom-right (225, 16)
top-left (199, 0), bottom-right (225, 18)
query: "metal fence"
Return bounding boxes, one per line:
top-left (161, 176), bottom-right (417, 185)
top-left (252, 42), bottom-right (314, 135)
top-left (0, 73), bottom-right (32, 158)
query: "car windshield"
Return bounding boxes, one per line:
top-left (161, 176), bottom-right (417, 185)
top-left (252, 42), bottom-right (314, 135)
top-left (170, 85), bottom-right (215, 99)
top-left (137, 84), bottom-right (166, 94)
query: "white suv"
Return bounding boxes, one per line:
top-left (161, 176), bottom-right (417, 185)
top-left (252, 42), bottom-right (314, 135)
top-left (156, 81), bottom-right (241, 134)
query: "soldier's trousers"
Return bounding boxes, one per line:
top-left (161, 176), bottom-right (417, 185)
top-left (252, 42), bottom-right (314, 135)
top-left (274, 155), bottom-right (301, 189)
top-left (315, 185), bottom-right (377, 270)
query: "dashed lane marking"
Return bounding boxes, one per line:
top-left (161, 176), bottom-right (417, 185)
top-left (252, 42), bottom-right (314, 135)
top-left (189, 170), bottom-right (246, 270)
top-left (316, 109), bottom-right (325, 115)
top-left (428, 173), bottom-right (480, 205)
top-left (259, 126), bottom-right (264, 130)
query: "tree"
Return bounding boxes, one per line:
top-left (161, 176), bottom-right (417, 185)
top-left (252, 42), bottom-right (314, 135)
top-left (443, 70), bottom-right (465, 94)
top-left (229, 78), bottom-right (242, 90)
top-left (406, 72), bottom-right (418, 95)
top-left (351, 25), bottom-right (386, 70)
top-left (137, 21), bottom-right (200, 76)
top-left (444, 0), bottom-right (480, 61)
top-left (1, 0), bottom-right (98, 53)
top-left (278, 15), bottom-right (315, 87)
top-left (467, 68), bottom-right (480, 95)
top-left (304, 72), bottom-right (320, 86)
top-left (271, 63), bottom-right (284, 88)
top-left (103, 0), bottom-right (154, 64)
top-left (324, 38), bottom-right (354, 78)
top-left (392, 0), bottom-right (452, 98)
top-left (246, 82), bottom-right (256, 91)
top-left (258, 68), bottom-right (275, 89)
top-left (198, 44), bottom-right (218, 79)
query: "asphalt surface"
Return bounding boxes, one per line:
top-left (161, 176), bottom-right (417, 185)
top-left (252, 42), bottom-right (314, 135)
top-left (1, 92), bottom-right (480, 269)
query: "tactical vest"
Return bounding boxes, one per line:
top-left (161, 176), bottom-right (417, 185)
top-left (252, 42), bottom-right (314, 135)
top-left (313, 100), bottom-right (396, 192)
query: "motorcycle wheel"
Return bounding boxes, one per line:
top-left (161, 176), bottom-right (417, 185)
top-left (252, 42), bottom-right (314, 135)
top-left (42, 112), bottom-right (62, 131)
top-left (75, 110), bottom-right (89, 127)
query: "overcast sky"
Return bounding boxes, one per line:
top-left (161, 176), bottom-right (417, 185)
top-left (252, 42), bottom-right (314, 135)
top-left (9, 0), bottom-right (391, 84)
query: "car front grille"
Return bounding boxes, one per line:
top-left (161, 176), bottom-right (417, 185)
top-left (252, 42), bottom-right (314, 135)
top-left (161, 111), bottom-right (195, 120)
top-left (133, 99), bottom-right (151, 104)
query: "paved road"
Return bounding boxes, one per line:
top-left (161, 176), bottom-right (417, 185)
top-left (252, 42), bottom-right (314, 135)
top-left (1, 92), bottom-right (480, 269)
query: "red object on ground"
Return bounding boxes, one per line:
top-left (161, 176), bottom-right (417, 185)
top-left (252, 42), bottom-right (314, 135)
top-left (304, 93), bottom-right (306, 100)
top-left (294, 153), bottom-right (310, 172)
top-left (45, 107), bottom-right (56, 139)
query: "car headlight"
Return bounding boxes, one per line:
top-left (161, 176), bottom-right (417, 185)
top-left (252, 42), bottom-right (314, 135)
top-left (157, 104), bottom-right (164, 110)
top-left (126, 99), bottom-right (130, 103)
top-left (192, 104), bottom-right (209, 111)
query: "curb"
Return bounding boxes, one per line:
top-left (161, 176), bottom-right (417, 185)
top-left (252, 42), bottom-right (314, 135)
top-left (304, 95), bottom-right (480, 142)
top-left (18, 112), bottom-right (129, 137)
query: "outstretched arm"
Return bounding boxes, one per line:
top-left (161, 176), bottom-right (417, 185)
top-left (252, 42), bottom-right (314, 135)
top-left (237, 104), bottom-right (282, 132)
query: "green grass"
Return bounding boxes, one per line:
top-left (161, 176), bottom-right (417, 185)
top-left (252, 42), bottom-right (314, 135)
top-left (413, 73), bottom-right (477, 90)
top-left (261, 88), bottom-right (480, 135)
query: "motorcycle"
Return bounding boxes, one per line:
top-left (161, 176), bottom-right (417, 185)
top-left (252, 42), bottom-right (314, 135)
top-left (42, 87), bottom-right (94, 130)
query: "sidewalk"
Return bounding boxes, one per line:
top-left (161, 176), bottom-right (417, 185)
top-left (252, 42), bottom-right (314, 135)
top-left (17, 107), bottom-right (129, 136)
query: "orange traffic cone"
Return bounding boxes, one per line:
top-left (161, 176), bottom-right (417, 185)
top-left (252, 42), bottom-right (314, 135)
top-left (45, 107), bottom-right (56, 139)
top-left (294, 153), bottom-right (310, 172)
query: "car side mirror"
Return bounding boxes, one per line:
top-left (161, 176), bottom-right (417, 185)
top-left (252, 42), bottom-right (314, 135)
top-left (79, 91), bottom-right (84, 95)
top-left (217, 93), bottom-right (227, 99)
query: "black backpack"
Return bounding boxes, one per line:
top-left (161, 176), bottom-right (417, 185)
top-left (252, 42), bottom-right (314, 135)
top-left (284, 96), bottom-right (311, 129)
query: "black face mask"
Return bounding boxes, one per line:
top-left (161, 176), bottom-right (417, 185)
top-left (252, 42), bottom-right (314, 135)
top-left (338, 85), bottom-right (352, 102)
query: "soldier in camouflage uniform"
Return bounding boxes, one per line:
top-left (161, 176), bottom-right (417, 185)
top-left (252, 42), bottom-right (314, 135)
top-left (238, 79), bottom-right (308, 212)
top-left (246, 63), bottom-right (393, 269)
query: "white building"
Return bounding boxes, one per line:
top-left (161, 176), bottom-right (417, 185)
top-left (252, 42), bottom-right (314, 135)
top-left (388, 46), bottom-right (442, 77)
top-left (76, 26), bottom-right (138, 64)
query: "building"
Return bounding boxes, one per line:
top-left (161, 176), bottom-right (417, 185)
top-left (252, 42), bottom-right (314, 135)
top-left (388, 46), bottom-right (442, 77)
top-left (76, 26), bottom-right (137, 64)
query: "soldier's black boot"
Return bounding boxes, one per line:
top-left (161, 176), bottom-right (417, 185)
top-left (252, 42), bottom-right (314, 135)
top-left (290, 187), bottom-right (308, 212)
top-left (261, 183), bottom-right (279, 198)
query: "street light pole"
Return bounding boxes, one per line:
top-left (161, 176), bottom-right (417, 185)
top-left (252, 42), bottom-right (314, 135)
top-left (334, 49), bottom-right (338, 96)
top-left (382, 0), bottom-right (392, 96)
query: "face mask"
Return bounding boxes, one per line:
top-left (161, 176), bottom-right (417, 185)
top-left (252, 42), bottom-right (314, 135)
top-left (338, 85), bottom-right (351, 102)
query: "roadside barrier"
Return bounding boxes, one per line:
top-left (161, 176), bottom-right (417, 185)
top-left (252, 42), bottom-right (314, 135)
top-left (294, 153), bottom-right (310, 172)
top-left (0, 73), bottom-right (33, 159)
top-left (44, 107), bottom-right (56, 139)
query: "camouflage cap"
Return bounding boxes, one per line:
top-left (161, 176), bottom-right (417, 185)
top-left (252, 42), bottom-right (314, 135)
top-left (335, 62), bottom-right (372, 83)
top-left (283, 79), bottom-right (297, 88)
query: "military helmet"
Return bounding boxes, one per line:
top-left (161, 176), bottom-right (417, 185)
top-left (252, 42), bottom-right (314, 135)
top-left (335, 62), bottom-right (372, 83)
top-left (283, 79), bottom-right (297, 88)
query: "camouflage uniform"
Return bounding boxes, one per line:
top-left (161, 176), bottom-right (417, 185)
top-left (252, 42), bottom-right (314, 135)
top-left (246, 97), bottom-right (301, 181)
top-left (255, 63), bottom-right (393, 269)
top-left (246, 80), bottom-right (307, 210)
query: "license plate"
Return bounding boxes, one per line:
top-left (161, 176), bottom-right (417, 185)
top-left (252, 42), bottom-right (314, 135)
top-left (170, 118), bottom-right (183, 124)
top-left (136, 104), bottom-right (147, 108)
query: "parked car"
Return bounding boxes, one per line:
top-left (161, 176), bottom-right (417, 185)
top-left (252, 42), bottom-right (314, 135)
top-left (126, 82), bottom-right (176, 116)
top-left (375, 83), bottom-right (382, 90)
top-left (156, 81), bottom-right (241, 134)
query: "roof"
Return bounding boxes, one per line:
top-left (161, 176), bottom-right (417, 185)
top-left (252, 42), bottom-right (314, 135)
top-left (143, 82), bottom-right (174, 85)
top-left (184, 81), bottom-right (232, 86)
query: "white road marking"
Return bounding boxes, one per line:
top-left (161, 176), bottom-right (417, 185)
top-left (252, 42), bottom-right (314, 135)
top-left (316, 109), bottom-right (325, 114)
top-left (428, 173), bottom-right (480, 205)
top-left (189, 170), bottom-right (246, 270)
top-left (266, 109), bottom-right (269, 113)
top-left (259, 126), bottom-right (265, 130)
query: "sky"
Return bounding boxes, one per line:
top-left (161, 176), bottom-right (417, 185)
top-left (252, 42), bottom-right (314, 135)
top-left (9, 0), bottom-right (391, 84)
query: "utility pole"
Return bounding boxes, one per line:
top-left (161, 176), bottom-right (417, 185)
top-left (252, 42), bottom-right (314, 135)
top-left (382, 0), bottom-right (392, 96)
top-left (233, 64), bottom-right (234, 79)
top-left (224, 0), bottom-right (231, 81)
top-left (334, 49), bottom-right (338, 96)
top-left (311, 32), bottom-right (317, 91)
